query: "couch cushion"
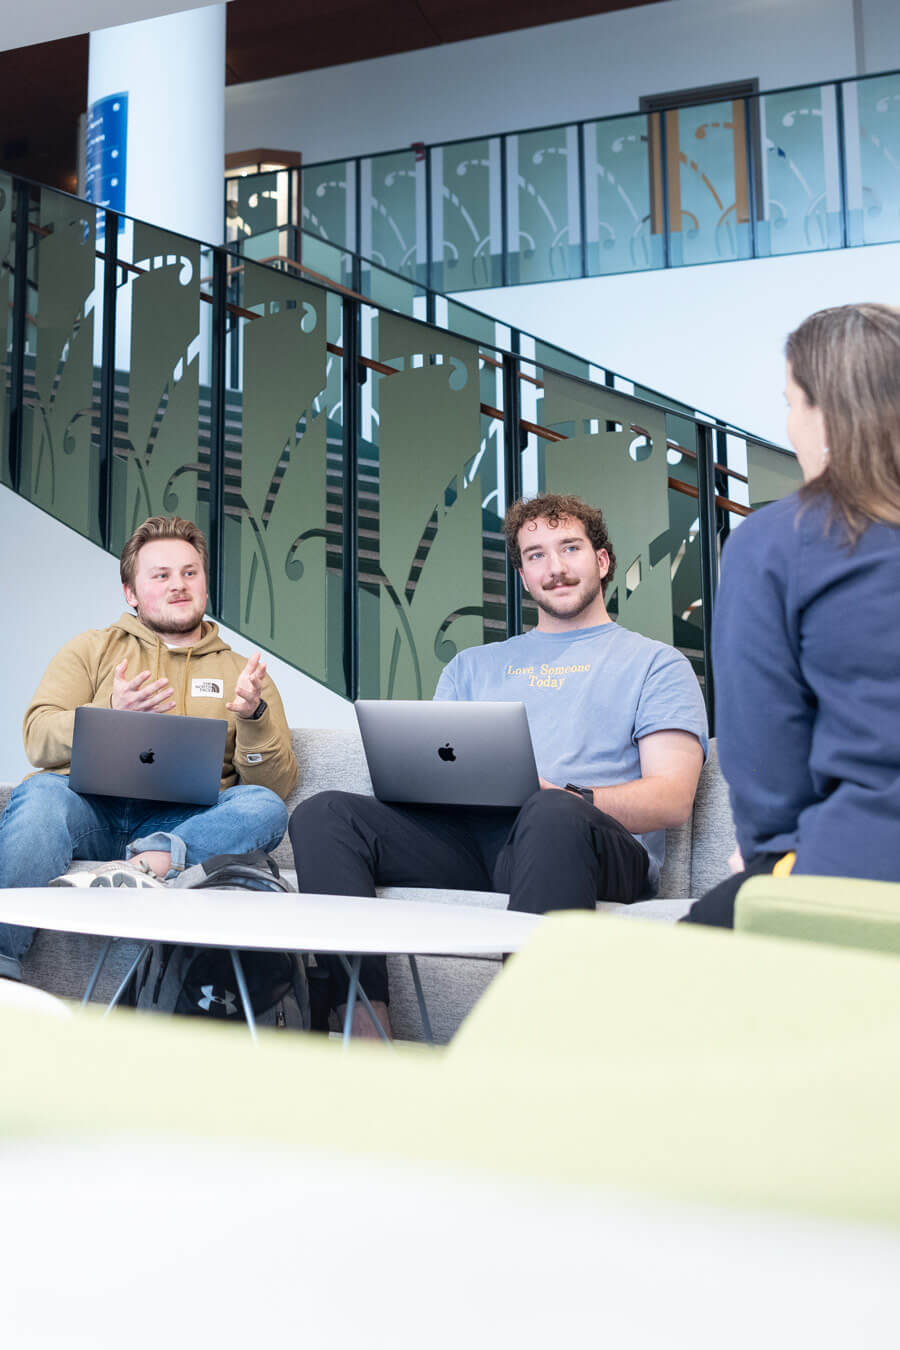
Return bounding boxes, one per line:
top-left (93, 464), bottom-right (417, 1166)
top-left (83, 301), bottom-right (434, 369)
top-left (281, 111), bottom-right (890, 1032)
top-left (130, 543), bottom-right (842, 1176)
top-left (689, 741), bottom-right (737, 898)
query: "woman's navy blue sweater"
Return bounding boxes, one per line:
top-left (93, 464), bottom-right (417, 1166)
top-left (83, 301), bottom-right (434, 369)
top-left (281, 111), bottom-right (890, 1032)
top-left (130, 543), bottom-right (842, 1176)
top-left (712, 489), bottom-right (900, 879)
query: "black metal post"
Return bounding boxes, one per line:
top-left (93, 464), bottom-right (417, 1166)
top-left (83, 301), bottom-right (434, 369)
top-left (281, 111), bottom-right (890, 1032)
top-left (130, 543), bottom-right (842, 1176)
top-left (577, 121), bottom-right (588, 279)
top-left (423, 147), bottom-right (434, 306)
top-left (341, 294), bottom-right (361, 700)
top-left (835, 80), bottom-right (850, 249)
top-left (97, 210), bottom-right (118, 551)
top-left (742, 97), bottom-right (759, 259)
top-left (696, 421), bottom-right (719, 730)
top-left (500, 134), bottom-right (509, 288)
top-left (207, 246), bottom-right (228, 618)
top-left (502, 351), bottom-right (523, 639)
top-left (658, 112), bottom-right (672, 270)
top-left (8, 179), bottom-right (30, 494)
top-left (353, 157), bottom-right (362, 257)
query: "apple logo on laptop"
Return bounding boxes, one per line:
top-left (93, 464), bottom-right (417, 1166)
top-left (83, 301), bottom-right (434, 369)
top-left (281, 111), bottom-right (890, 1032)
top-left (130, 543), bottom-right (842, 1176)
top-left (437, 743), bottom-right (456, 762)
top-left (139, 749), bottom-right (156, 765)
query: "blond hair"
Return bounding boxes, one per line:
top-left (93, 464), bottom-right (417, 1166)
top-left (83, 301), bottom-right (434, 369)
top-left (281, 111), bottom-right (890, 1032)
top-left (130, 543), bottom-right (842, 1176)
top-left (786, 304), bottom-right (900, 543)
top-left (120, 516), bottom-right (209, 590)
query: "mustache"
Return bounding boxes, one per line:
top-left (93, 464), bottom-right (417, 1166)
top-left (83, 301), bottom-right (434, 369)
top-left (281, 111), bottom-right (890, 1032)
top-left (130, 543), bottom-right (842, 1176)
top-left (542, 575), bottom-right (580, 591)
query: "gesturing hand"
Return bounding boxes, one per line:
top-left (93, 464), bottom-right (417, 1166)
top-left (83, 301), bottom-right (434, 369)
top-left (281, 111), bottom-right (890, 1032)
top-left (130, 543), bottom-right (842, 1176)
top-left (227, 651), bottom-right (266, 719)
top-left (111, 660), bottom-right (176, 713)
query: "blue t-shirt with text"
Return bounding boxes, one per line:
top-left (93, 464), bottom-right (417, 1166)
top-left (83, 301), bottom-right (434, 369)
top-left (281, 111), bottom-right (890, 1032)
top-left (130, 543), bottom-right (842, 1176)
top-left (434, 622), bottom-right (708, 894)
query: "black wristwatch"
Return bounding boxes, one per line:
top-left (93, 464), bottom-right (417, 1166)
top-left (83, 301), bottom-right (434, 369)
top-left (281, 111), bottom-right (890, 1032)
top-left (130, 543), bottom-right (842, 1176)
top-left (248, 698), bottom-right (268, 721)
top-left (565, 783), bottom-right (593, 805)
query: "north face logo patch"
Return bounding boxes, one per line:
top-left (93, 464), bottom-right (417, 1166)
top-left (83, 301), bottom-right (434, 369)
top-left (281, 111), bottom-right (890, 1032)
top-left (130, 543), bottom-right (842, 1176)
top-left (191, 678), bottom-right (224, 698)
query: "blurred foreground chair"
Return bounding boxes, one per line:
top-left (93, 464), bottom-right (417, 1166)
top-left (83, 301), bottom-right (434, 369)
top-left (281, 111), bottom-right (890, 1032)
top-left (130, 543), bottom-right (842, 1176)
top-left (735, 875), bottom-right (900, 957)
top-left (6, 914), bottom-right (900, 1346)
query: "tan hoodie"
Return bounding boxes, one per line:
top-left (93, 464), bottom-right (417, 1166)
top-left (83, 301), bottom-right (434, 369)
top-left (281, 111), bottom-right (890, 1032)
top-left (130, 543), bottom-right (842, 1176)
top-left (23, 613), bottom-right (298, 800)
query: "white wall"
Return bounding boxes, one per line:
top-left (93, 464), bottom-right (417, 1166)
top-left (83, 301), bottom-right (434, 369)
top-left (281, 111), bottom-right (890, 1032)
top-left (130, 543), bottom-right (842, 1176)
top-left (858, 0), bottom-right (900, 73)
top-left (0, 488), bottom-right (354, 785)
top-left (452, 240), bottom-right (900, 445)
top-left (226, 0), bottom-right (864, 162)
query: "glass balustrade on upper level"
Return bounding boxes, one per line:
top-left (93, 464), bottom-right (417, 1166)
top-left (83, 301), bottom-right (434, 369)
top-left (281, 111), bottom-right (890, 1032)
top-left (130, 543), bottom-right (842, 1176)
top-left (225, 68), bottom-right (900, 293)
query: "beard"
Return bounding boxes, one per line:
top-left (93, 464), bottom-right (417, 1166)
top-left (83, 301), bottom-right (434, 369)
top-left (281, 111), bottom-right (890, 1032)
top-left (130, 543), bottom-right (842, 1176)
top-left (135, 599), bottom-right (205, 637)
top-left (532, 571), bottom-right (605, 621)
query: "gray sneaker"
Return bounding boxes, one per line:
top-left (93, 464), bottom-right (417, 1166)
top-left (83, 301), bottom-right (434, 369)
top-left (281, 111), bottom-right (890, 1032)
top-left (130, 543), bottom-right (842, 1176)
top-left (49, 861), bottom-right (168, 889)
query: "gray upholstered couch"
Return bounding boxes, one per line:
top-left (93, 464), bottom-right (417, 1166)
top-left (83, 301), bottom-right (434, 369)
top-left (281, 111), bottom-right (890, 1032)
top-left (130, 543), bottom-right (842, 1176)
top-left (0, 728), bottom-right (737, 1042)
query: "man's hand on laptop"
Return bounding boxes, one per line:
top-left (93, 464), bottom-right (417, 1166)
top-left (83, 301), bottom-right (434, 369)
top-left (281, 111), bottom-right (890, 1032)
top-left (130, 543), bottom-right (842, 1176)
top-left (227, 652), bottom-right (266, 719)
top-left (110, 660), bottom-right (176, 713)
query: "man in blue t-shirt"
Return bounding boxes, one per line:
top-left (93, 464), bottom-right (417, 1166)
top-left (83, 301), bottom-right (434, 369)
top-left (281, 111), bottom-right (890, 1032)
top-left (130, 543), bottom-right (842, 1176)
top-left (290, 492), bottom-right (708, 1036)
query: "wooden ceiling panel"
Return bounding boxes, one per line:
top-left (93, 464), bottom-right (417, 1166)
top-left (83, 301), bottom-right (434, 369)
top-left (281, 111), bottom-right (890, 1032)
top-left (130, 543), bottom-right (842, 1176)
top-left (0, 1), bottom-right (660, 187)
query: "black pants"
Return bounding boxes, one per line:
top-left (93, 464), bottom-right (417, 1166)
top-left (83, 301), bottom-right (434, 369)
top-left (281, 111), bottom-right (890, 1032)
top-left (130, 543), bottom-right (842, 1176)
top-left (288, 788), bottom-right (650, 1006)
top-left (680, 853), bottom-right (782, 929)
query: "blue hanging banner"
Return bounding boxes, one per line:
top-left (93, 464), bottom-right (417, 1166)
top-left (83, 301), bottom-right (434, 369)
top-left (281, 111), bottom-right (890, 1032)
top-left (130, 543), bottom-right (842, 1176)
top-left (85, 91), bottom-right (128, 232)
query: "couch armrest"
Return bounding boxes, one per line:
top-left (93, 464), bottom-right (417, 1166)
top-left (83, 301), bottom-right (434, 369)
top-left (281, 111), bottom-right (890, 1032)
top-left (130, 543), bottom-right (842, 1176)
top-left (735, 875), bottom-right (900, 958)
top-left (0, 783), bottom-right (12, 816)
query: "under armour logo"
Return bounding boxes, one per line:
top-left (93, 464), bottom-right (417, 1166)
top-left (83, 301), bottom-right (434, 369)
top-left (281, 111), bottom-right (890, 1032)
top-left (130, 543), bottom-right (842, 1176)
top-left (197, 984), bottom-right (238, 1015)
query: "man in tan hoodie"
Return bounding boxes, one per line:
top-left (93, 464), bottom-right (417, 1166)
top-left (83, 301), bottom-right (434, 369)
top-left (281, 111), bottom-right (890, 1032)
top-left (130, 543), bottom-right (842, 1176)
top-left (0, 515), bottom-right (297, 983)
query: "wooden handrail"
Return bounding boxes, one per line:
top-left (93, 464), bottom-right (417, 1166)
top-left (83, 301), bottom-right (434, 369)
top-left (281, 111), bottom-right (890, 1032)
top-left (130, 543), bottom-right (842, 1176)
top-left (667, 439), bottom-right (749, 484)
top-left (668, 476), bottom-right (751, 517)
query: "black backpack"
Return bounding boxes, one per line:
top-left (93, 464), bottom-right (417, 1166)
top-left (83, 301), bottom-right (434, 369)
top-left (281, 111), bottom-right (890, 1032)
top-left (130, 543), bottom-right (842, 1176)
top-left (131, 852), bottom-right (310, 1031)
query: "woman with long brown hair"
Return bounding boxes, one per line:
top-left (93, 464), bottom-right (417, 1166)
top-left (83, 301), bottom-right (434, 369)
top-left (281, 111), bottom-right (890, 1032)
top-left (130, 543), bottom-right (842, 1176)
top-left (684, 303), bottom-right (900, 926)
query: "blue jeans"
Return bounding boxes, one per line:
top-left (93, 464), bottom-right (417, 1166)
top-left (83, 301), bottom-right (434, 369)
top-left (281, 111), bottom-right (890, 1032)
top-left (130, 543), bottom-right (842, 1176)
top-left (0, 773), bottom-right (288, 980)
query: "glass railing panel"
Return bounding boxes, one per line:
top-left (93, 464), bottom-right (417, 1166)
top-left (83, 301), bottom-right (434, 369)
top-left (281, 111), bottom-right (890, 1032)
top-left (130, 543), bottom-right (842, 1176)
top-left (757, 85), bottom-right (842, 255)
top-left (357, 308), bottom-right (507, 698)
top-left (0, 173), bottom-right (13, 487)
top-left (845, 73), bottom-right (900, 246)
top-left (225, 170), bottom-right (291, 246)
top-left (431, 136), bottom-right (503, 292)
top-left (443, 298), bottom-right (507, 352)
top-left (300, 231), bottom-right (354, 288)
top-left (525, 367), bottom-right (710, 689)
top-left (360, 262), bottom-right (427, 319)
top-left (18, 187), bottom-right (104, 545)
top-left (746, 438), bottom-right (803, 509)
top-left (302, 158), bottom-right (357, 253)
top-left (584, 113), bottom-right (662, 275)
top-left (360, 149), bottom-right (425, 283)
top-left (506, 124), bottom-right (581, 285)
top-left (221, 257), bottom-right (344, 693)
top-left (109, 221), bottom-right (211, 554)
top-left (534, 340), bottom-right (591, 382)
top-left (241, 227), bottom-right (284, 264)
top-left (665, 99), bottom-right (753, 267)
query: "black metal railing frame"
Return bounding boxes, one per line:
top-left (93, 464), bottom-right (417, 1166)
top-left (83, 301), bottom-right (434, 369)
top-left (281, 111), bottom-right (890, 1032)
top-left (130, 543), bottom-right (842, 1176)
top-left (238, 219), bottom-right (780, 442)
top-left (229, 64), bottom-right (900, 291)
top-left (4, 171), bottom-right (793, 723)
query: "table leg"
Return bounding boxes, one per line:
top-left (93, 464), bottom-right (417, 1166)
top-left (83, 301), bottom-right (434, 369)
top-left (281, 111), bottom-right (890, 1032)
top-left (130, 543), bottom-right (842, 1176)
top-left (102, 944), bottom-right (151, 1019)
top-left (340, 953), bottom-right (362, 1047)
top-left (336, 953), bottom-right (391, 1046)
top-left (81, 936), bottom-right (114, 1006)
top-left (229, 949), bottom-right (258, 1046)
top-left (407, 955), bottom-right (434, 1045)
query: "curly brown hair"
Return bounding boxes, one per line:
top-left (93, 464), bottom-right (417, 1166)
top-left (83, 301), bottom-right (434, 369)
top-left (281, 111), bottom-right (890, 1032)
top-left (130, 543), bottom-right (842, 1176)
top-left (503, 493), bottom-right (616, 591)
top-left (120, 515), bottom-right (209, 590)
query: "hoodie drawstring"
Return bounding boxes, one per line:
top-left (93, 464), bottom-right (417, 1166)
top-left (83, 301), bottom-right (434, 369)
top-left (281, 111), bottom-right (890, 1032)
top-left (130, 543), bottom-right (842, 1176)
top-left (183, 648), bottom-right (192, 715)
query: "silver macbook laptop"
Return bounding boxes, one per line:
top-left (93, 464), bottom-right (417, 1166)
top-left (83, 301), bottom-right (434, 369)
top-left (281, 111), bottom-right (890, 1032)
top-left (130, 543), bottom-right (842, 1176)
top-left (69, 707), bottom-right (228, 806)
top-left (355, 700), bottom-right (539, 808)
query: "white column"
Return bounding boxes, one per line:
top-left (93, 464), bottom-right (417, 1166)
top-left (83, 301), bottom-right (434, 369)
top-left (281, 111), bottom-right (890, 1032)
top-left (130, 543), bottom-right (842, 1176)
top-left (88, 5), bottom-right (226, 245)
